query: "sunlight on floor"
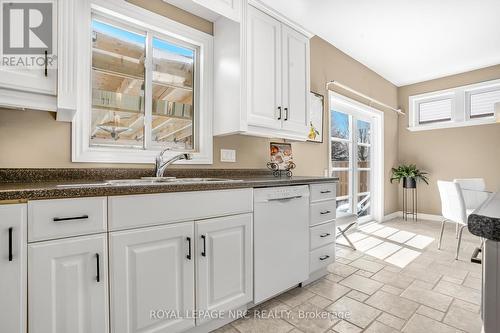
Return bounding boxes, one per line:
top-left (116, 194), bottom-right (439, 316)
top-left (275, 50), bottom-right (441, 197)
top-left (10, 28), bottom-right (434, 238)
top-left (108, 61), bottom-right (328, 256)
top-left (336, 222), bottom-right (435, 268)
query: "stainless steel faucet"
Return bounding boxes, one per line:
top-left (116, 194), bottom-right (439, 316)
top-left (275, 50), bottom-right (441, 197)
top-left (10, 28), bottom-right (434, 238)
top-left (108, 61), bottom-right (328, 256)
top-left (154, 148), bottom-right (192, 177)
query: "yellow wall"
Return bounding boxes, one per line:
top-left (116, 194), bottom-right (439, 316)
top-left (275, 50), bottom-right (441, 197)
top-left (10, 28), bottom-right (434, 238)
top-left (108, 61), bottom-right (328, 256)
top-left (0, 0), bottom-right (400, 214)
top-left (398, 65), bottom-right (500, 215)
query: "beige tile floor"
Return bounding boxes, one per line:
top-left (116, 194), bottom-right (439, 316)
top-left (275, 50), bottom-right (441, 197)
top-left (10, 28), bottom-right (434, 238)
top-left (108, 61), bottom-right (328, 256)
top-left (214, 218), bottom-right (483, 333)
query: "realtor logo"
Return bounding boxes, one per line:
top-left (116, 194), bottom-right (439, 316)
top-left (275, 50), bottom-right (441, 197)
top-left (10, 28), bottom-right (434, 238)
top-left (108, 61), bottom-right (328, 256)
top-left (2, 2), bottom-right (52, 54)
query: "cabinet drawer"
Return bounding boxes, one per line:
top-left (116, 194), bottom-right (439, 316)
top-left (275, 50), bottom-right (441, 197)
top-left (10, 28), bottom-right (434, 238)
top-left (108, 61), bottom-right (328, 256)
top-left (28, 197), bottom-right (107, 242)
top-left (310, 244), bottom-right (335, 273)
top-left (310, 200), bottom-right (336, 226)
top-left (310, 222), bottom-right (335, 250)
top-left (310, 183), bottom-right (336, 203)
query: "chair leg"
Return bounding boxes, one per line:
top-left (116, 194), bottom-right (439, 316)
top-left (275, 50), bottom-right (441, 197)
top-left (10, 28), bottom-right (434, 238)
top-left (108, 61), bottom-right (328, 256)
top-left (438, 219), bottom-right (447, 250)
top-left (455, 222), bottom-right (459, 239)
top-left (456, 225), bottom-right (466, 260)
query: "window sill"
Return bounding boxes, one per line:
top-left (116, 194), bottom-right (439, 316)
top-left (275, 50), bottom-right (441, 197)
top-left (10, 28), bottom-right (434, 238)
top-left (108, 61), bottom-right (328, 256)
top-left (407, 117), bottom-right (497, 132)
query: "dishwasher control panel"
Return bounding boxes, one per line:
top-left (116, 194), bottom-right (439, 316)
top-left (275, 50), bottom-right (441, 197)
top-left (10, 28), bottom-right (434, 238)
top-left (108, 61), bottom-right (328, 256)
top-left (254, 185), bottom-right (310, 202)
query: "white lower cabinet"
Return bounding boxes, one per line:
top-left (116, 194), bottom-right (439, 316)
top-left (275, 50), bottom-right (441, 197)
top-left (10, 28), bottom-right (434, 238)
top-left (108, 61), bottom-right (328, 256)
top-left (0, 204), bottom-right (27, 333)
top-left (109, 223), bottom-right (195, 333)
top-left (196, 214), bottom-right (252, 324)
top-left (28, 234), bottom-right (109, 333)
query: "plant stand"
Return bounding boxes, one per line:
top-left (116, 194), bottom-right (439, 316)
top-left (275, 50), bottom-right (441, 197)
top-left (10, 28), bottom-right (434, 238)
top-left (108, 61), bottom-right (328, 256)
top-left (402, 186), bottom-right (417, 221)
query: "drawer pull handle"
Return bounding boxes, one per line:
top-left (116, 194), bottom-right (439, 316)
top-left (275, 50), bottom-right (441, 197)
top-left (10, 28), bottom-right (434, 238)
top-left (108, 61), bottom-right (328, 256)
top-left (320, 210), bottom-right (331, 215)
top-left (95, 253), bottom-right (100, 282)
top-left (320, 233), bottom-right (331, 238)
top-left (186, 237), bottom-right (192, 260)
top-left (284, 107), bottom-right (289, 121)
top-left (53, 215), bottom-right (89, 222)
top-left (201, 235), bottom-right (207, 257)
top-left (277, 106), bottom-right (282, 120)
top-left (320, 190), bottom-right (332, 194)
top-left (44, 50), bottom-right (48, 77)
top-left (319, 255), bottom-right (330, 261)
top-left (8, 227), bottom-right (13, 262)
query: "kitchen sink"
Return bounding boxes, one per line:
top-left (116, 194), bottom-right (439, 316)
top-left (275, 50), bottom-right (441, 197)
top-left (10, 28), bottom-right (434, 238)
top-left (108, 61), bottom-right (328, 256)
top-left (56, 178), bottom-right (243, 188)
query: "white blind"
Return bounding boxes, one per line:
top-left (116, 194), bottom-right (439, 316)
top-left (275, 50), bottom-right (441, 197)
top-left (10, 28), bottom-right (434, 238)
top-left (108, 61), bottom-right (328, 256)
top-left (418, 98), bottom-right (452, 124)
top-left (469, 89), bottom-right (500, 118)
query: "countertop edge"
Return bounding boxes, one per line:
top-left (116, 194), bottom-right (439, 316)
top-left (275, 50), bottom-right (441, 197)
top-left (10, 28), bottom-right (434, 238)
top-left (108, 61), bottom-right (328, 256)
top-left (0, 177), bottom-right (338, 202)
top-left (468, 192), bottom-right (500, 241)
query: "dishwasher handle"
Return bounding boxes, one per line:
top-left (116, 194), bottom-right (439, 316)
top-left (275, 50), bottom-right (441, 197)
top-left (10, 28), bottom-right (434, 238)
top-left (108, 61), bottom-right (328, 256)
top-left (267, 195), bottom-right (303, 202)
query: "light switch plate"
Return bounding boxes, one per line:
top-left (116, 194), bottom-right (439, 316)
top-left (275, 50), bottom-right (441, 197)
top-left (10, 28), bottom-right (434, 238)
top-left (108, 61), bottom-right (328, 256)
top-left (220, 149), bottom-right (236, 162)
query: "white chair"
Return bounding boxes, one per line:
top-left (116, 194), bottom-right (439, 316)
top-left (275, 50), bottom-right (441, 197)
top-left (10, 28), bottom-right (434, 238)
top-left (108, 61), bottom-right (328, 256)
top-left (453, 178), bottom-right (489, 211)
top-left (437, 181), bottom-right (470, 260)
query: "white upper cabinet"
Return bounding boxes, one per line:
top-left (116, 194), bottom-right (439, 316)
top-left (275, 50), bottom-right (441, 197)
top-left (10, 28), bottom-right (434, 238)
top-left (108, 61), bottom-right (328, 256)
top-left (214, 2), bottom-right (312, 141)
top-left (193, 0), bottom-right (241, 22)
top-left (281, 25), bottom-right (310, 134)
top-left (247, 6), bottom-right (282, 130)
top-left (109, 223), bottom-right (195, 333)
top-left (0, 204), bottom-right (27, 333)
top-left (195, 214), bottom-right (252, 324)
top-left (28, 234), bottom-right (109, 333)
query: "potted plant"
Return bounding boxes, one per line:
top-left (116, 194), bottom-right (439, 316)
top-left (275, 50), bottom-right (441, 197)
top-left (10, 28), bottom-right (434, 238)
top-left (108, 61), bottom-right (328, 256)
top-left (390, 164), bottom-right (429, 188)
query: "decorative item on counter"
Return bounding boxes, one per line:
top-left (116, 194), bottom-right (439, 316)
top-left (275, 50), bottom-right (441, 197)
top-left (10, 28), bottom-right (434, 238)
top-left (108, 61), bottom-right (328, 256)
top-left (308, 92), bottom-right (324, 143)
top-left (269, 142), bottom-right (295, 177)
top-left (390, 164), bottom-right (429, 221)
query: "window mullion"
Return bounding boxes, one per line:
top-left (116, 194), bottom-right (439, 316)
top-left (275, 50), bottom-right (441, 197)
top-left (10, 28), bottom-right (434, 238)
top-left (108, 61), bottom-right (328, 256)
top-left (144, 31), bottom-right (153, 150)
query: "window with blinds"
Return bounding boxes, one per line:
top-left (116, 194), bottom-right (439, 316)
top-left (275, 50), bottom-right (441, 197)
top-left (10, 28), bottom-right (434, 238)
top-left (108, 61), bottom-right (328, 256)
top-left (468, 88), bottom-right (500, 119)
top-left (409, 78), bottom-right (500, 131)
top-left (418, 98), bottom-right (453, 124)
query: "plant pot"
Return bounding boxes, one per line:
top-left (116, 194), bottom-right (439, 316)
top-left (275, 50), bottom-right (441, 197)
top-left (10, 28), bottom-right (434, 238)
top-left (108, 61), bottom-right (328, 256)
top-left (403, 177), bottom-right (417, 189)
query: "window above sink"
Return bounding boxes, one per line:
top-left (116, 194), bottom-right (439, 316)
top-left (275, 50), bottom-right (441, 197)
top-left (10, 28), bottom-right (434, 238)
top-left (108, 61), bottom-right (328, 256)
top-left (72, 0), bottom-right (213, 164)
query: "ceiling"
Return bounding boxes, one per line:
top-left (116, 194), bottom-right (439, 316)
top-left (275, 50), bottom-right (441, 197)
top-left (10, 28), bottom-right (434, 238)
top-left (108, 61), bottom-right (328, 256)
top-left (259, 0), bottom-right (500, 87)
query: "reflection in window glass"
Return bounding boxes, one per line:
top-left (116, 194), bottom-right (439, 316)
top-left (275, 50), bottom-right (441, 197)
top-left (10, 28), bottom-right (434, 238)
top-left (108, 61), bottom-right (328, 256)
top-left (357, 193), bottom-right (370, 217)
top-left (331, 111), bottom-right (350, 140)
top-left (333, 170), bottom-right (351, 215)
top-left (331, 141), bottom-right (349, 168)
top-left (151, 37), bottom-right (195, 150)
top-left (90, 20), bottom-right (146, 148)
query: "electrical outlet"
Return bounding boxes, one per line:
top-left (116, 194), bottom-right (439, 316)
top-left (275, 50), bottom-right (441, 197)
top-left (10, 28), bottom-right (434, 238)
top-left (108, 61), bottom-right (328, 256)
top-left (220, 149), bottom-right (236, 162)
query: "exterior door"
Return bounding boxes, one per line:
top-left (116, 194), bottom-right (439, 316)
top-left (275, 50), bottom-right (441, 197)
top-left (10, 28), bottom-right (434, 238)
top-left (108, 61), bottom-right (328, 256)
top-left (28, 234), bottom-right (109, 333)
top-left (330, 107), bottom-right (374, 222)
top-left (0, 204), bottom-right (27, 333)
top-left (247, 5), bottom-right (282, 129)
top-left (196, 213), bottom-right (252, 324)
top-left (281, 24), bottom-right (309, 134)
top-left (109, 222), bottom-right (195, 333)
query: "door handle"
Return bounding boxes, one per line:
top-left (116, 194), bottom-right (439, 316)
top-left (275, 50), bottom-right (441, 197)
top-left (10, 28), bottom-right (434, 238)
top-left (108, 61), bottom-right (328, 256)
top-left (319, 233), bottom-right (331, 238)
top-left (267, 195), bottom-right (303, 202)
top-left (277, 106), bottom-right (282, 120)
top-left (53, 215), bottom-right (89, 222)
top-left (319, 255), bottom-right (330, 261)
top-left (284, 107), bottom-right (288, 121)
top-left (201, 235), bottom-right (206, 257)
top-left (95, 253), bottom-right (100, 282)
top-left (186, 237), bottom-right (192, 260)
top-left (8, 227), bottom-right (13, 262)
top-left (320, 210), bottom-right (331, 215)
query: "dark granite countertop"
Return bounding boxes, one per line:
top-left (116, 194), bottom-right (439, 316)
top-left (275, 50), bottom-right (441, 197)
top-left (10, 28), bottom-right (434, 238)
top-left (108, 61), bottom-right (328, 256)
top-left (0, 168), bottom-right (338, 201)
top-left (468, 191), bottom-right (500, 241)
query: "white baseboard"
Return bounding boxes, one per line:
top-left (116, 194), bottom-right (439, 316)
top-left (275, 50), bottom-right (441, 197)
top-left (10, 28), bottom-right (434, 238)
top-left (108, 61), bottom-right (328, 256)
top-left (383, 211), bottom-right (444, 222)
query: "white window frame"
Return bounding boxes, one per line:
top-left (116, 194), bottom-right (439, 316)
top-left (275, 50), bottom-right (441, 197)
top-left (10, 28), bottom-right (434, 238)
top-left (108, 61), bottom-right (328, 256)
top-left (408, 78), bottom-right (500, 132)
top-left (72, 0), bottom-right (213, 164)
top-left (329, 92), bottom-right (384, 223)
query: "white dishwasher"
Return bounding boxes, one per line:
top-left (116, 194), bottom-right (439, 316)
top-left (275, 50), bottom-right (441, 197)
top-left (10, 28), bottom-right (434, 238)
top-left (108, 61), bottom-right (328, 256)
top-left (254, 185), bottom-right (310, 303)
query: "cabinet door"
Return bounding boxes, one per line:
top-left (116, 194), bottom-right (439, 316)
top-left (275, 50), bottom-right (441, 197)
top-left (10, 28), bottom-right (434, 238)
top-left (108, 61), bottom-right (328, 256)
top-left (0, 0), bottom-right (57, 95)
top-left (28, 234), bottom-right (108, 333)
top-left (196, 213), bottom-right (252, 324)
top-left (0, 204), bottom-right (27, 333)
top-left (247, 6), bottom-right (282, 130)
top-left (109, 223), bottom-right (195, 333)
top-left (281, 25), bottom-right (310, 134)
top-left (193, 0), bottom-right (241, 22)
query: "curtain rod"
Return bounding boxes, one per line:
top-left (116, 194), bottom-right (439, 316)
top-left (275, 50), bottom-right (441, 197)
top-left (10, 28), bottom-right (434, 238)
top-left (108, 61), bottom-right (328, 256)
top-left (326, 80), bottom-right (405, 116)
